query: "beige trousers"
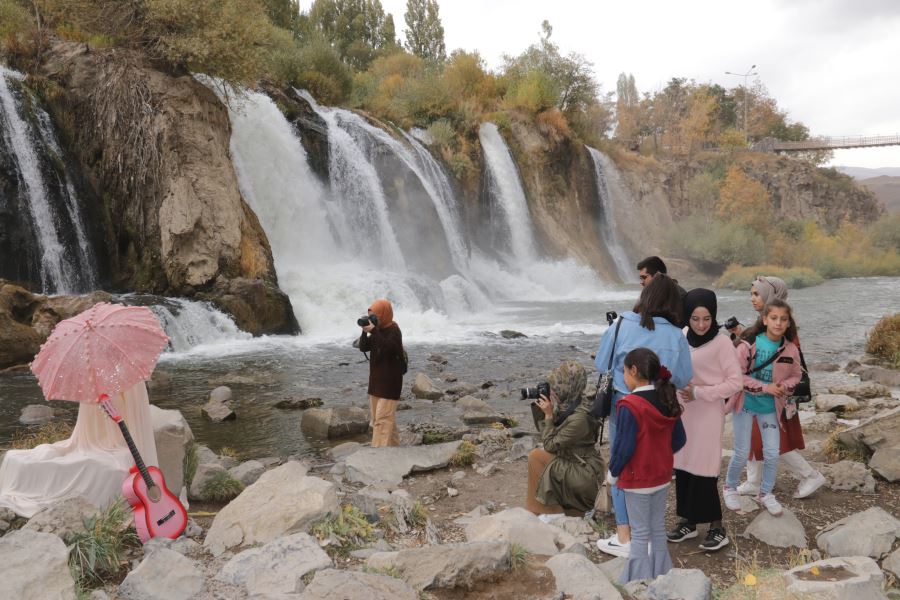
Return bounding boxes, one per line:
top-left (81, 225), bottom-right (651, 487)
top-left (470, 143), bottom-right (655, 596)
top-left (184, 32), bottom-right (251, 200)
top-left (526, 448), bottom-right (565, 515)
top-left (369, 395), bottom-right (400, 447)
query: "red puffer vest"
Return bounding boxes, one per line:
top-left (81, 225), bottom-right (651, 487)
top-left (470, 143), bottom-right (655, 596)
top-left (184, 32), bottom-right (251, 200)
top-left (616, 393), bottom-right (679, 490)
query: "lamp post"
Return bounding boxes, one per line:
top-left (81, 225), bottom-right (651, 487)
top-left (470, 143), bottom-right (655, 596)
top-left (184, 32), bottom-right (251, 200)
top-left (725, 64), bottom-right (758, 142)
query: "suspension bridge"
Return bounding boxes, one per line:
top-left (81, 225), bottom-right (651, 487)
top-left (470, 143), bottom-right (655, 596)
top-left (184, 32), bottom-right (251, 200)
top-left (753, 134), bottom-right (900, 153)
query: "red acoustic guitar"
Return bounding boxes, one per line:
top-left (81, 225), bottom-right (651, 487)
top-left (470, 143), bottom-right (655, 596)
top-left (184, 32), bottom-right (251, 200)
top-left (99, 394), bottom-right (187, 543)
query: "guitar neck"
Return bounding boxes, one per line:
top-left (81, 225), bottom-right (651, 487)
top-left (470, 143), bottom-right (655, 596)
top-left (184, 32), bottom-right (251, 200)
top-left (116, 420), bottom-right (155, 491)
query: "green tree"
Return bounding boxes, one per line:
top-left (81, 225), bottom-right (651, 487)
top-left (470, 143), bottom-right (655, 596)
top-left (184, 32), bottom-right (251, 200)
top-left (307, 0), bottom-right (396, 69)
top-left (403, 0), bottom-right (445, 62)
top-left (262, 0), bottom-right (299, 31)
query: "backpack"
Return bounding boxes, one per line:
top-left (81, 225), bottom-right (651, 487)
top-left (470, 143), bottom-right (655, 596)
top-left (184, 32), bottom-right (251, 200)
top-left (399, 348), bottom-right (409, 375)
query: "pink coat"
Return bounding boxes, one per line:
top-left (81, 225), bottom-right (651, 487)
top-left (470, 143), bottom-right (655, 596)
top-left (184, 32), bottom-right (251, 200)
top-left (725, 336), bottom-right (803, 418)
top-left (674, 332), bottom-right (743, 477)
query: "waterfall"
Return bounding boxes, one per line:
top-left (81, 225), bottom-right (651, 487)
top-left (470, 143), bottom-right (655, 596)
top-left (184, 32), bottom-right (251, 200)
top-left (0, 66), bottom-right (97, 293)
top-left (587, 147), bottom-right (633, 282)
top-left (478, 123), bottom-right (538, 261)
top-left (146, 298), bottom-right (250, 353)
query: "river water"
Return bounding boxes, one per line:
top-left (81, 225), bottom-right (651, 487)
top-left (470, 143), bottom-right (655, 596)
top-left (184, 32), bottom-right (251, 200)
top-left (1, 277), bottom-right (897, 458)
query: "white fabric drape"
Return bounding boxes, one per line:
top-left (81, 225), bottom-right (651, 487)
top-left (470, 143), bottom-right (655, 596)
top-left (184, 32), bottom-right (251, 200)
top-left (0, 382), bottom-right (159, 518)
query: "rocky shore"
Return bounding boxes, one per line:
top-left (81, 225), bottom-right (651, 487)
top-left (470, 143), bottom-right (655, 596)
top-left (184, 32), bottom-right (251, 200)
top-left (1, 352), bottom-right (899, 600)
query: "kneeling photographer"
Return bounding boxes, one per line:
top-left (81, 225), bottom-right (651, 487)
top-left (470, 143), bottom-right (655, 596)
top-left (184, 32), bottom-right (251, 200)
top-left (526, 361), bottom-right (604, 518)
top-left (358, 299), bottom-right (405, 447)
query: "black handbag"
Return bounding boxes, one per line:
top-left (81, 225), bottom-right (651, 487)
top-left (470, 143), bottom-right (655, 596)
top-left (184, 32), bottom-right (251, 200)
top-left (591, 317), bottom-right (622, 441)
top-left (790, 347), bottom-right (812, 403)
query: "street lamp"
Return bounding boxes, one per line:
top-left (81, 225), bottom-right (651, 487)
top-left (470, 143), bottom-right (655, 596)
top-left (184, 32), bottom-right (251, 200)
top-left (725, 64), bottom-right (758, 141)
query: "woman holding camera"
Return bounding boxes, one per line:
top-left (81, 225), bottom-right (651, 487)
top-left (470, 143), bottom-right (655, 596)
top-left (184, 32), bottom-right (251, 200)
top-left (358, 299), bottom-right (405, 447)
top-left (526, 361), bottom-right (604, 518)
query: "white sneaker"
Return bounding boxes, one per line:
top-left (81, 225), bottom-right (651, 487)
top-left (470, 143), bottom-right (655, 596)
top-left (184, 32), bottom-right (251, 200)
top-left (756, 493), bottom-right (783, 516)
top-left (596, 534), bottom-right (631, 558)
top-left (723, 486), bottom-right (742, 511)
top-left (794, 472), bottom-right (826, 499)
top-left (736, 481), bottom-right (759, 496)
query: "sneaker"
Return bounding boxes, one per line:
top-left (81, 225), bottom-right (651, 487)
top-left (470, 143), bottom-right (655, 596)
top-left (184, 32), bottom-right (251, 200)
top-left (736, 481), bottom-right (759, 496)
top-left (596, 534), bottom-right (631, 558)
top-left (793, 472), bottom-right (826, 499)
top-left (699, 527), bottom-right (730, 551)
top-left (756, 493), bottom-right (784, 516)
top-left (667, 522), bottom-right (698, 543)
top-left (723, 486), bottom-right (742, 511)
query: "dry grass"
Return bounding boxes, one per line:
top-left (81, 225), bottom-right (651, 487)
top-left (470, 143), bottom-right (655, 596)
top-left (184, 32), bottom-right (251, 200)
top-left (201, 472), bottom-right (244, 502)
top-left (311, 505), bottom-right (376, 556)
top-left (822, 428), bottom-right (867, 462)
top-left (10, 421), bottom-right (72, 449)
top-left (450, 441), bottom-right (477, 467)
top-left (866, 313), bottom-right (900, 368)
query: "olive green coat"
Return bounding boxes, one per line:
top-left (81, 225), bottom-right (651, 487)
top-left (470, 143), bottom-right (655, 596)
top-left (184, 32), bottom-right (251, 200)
top-left (534, 400), bottom-right (604, 513)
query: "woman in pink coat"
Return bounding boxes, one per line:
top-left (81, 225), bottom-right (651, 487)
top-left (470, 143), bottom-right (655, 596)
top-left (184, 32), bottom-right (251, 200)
top-left (668, 289), bottom-right (742, 551)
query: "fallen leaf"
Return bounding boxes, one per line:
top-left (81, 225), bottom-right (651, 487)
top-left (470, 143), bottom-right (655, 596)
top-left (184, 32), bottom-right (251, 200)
top-left (810, 566), bottom-right (820, 576)
top-left (744, 573), bottom-right (757, 586)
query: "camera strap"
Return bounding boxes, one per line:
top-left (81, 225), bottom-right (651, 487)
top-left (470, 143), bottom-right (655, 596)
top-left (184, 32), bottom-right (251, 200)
top-left (745, 338), bottom-right (786, 375)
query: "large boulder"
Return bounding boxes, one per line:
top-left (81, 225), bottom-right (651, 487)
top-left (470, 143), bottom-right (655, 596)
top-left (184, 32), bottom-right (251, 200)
top-left (23, 496), bottom-right (99, 542)
top-left (0, 529), bottom-right (75, 600)
top-left (204, 462), bottom-right (339, 556)
top-left (858, 366), bottom-right (900, 387)
top-left (411, 373), bottom-right (444, 400)
top-left (869, 447), bottom-right (900, 482)
top-left (301, 406), bottom-right (368, 439)
top-left (883, 546), bottom-right (900, 579)
top-left (118, 548), bottom-right (205, 600)
top-left (815, 394), bottom-right (859, 413)
top-left (783, 556), bottom-right (885, 600)
top-left (298, 569), bottom-right (417, 600)
top-left (215, 532), bottom-right (332, 595)
top-left (544, 553), bottom-right (623, 600)
top-left (820, 460), bottom-right (877, 493)
top-left (18, 404), bottom-right (54, 425)
top-left (366, 541), bottom-right (510, 590)
top-left (150, 406), bottom-right (194, 497)
top-left (816, 507), bottom-right (900, 558)
top-left (345, 441), bottom-right (463, 488)
top-left (188, 462), bottom-right (227, 501)
top-left (228, 460), bottom-right (266, 486)
top-left (828, 382), bottom-right (891, 400)
top-left (743, 508), bottom-right (807, 548)
top-left (837, 406), bottom-right (900, 456)
top-left (645, 568), bottom-right (712, 600)
top-left (465, 507), bottom-right (578, 556)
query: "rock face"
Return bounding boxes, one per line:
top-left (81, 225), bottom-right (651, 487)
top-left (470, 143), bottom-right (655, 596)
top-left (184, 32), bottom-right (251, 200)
top-left (344, 441), bottom-right (463, 488)
top-left (24, 496), bottom-right (99, 541)
top-left (204, 462), bottom-right (339, 556)
top-left (118, 548), bottom-right (205, 600)
top-left (465, 507), bottom-right (577, 555)
top-left (40, 41), bottom-right (297, 336)
top-left (645, 568), bottom-right (712, 600)
top-left (816, 506), bottom-right (900, 558)
top-left (0, 529), bottom-right (76, 600)
top-left (301, 406), bottom-right (369, 439)
top-left (150, 406), bottom-right (194, 497)
top-left (215, 532), bottom-right (332, 595)
top-left (743, 508), bottom-right (807, 548)
top-left (298, 569), bottom-right (418, 600)
top-left (366, 541), bottom-right (511, 590)
top-left (544, 553), bottom-right (623, 600)
top-left (783, 556), bottom-right (885, 600)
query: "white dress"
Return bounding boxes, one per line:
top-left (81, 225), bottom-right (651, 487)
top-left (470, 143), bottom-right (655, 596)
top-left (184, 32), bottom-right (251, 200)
top-left (0, 382), bottom-right (159, 517)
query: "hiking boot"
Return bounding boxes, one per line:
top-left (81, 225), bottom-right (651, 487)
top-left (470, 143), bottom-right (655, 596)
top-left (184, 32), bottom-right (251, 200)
top-left (756, 492), bottom-right (784, 516)
top-left (699, 527), bottom-right (730, 551)
top-left (793, 472), bottom-right (826, 499)
top-left (667, 522), bottom-right (697, 543)
top-left (736, 481), bottom-right (759, 496)
top-left (596, 534), bottom-right (631, 558)
top-left (723, 486), bottom-right (742, 511)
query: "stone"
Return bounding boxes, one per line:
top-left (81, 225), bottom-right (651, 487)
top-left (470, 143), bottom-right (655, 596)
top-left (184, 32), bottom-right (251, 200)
top-left (475, 462), bottom-right (496, 476)
top-left (869, 447), bottom-right (900, 482)
top-left (820, 460), bottom-right (877, 493)
top-left (645, 568), bottom-right (712, 600)
top-left (465, 507), bottom-right (577, 555)
top-left (118, 548), bottom-right (204, 600)
top-left (744, 508), bottom-right (806, 548)
top-left (19, 404), bottom-right (54, 425)
top-left (550, 516), bottom-right (594, 538)
top-left (229, 460), bottom-right (266, 486)
top-left (202, 400), bottom-right (236, 422)
top-left (883, 546), bottom-right (900, 579)
top-left (783, 556), bottom-right (885, 600)
top-left (562, 542), bottom-right (589, 556)
top-left (838, 406), bottom-right (900, 456)
top-left (544, 553), bottom-right (623, 600)
top-left (188, 462), bottom-right (227, 501)
top-left (453, 505), bottom-right (490, 526)
top-left (500, 330), bottom-right (527, 339)
top-left (411, 373), bottom-right (444, 400)
top-left (457, 395), bottom-right (490, 411)
top-left (816, 506), bottom-right (900, 558)
top-left (301, 407), bottom-right (369, 439)
top-left (216, 532), bottom-right (332, 595)
top-left (428, 353), bottom-right (449, 365)
top-left (142, 537), bottom-right (201, 557)
top-left (0, 529), bottom-right (76, 599)
top-left (447, 486), bottom-right (459, 497)
top-left (448, 383), bottom-right (478, 396)
top-left (24, 496), bottom-right (99, 542)
top-left (209, 386), bottom-right (233, 404)
top-left (815, 394), bottom-right (860, 413)
top-left (89, 591), bottom-right (111, 600)
top-left (150, 407), bottom-right (194, 497)
top-left (327, 441), bottom-right (362, 461)
top-left (508, 436), bottom-right (536, 461)
top-left (859, 366), bottom-right (900, 387)
top-left (366, 541), bottom-right (510, 590)
top-left (344, 441), bottom-right (463, 488)
top-left (828, 382), bottom-right (891, 400)
top-left (184, 518), bottom-right (203, 539)
top-left (275, 397), bottom-right (323, 410)
top-left (298, 569), bottom-right (417, 600)
top-left (204, 462), bottom-right (339, 556)
top-left (800, 410), bottom-right (838, 431)
top-left (398, 430), bottom-right (423, 446)
top-left (462, 409), bottom-right (505, 425)
top-left (597, 556), bottom-right (627, 582)
top-left (350, 485), bottom-right (393, 520)
top-left (810, 362), bottom-right (841, 372)
top-left (196, 444), bottom-right (238, 469)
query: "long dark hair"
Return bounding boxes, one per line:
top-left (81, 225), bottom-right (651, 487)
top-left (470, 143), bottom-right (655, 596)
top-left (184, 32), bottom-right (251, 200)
top-left (624, 347), bottom-right (682, 417)
top-left (633, 273), bottom-right (682, 330)
top-left (740, 298), bottom-right (797, 343)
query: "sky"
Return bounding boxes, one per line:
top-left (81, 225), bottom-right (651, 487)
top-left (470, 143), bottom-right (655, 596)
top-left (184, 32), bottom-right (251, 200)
top-left (304, 0), bottom-right (900, 168)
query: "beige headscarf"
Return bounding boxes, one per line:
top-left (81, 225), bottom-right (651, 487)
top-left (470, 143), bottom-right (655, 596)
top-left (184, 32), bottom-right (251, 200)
top-left (753, 276), bottom-right (788, 311)
top-left (547, 360), bottom-right (588, 417)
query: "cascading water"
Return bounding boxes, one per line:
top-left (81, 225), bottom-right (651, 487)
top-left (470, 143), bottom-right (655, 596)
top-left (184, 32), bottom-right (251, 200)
top-left (587, 146), bottom-right (633, 282)
top-left (0, 66), bottom-right (98, 293)
top-left (148, 298), bottom-right (251, 353)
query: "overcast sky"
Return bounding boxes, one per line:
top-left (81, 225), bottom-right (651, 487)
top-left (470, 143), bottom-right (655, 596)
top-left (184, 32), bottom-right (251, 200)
top-left (305, 0), bottom-right (900, 168)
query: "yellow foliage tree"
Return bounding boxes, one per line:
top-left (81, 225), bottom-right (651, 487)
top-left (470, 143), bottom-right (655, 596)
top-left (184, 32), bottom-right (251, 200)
top-left (717, 166), bottom-right (770, 227)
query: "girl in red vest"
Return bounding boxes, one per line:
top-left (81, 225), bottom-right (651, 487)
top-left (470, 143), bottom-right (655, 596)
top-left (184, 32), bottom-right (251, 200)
top-left (607, 347), bottom-right (686, 584)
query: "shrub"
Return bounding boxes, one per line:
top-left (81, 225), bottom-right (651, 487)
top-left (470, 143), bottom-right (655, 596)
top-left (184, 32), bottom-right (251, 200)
top-left (201, 472), bottom-right (244, 502)
top-left (716, 265), bottom-right (824, 290)
top-left (426, 119), bottom-right (454, 147)
top-left (311, 505), bottom-right (375, 555)
top-left (183, 442), bottom-right (198, 488)
top-left (870, 213), bottom-right (900, 252)
top-left (450, 440), bottom-right (476, 467)
top-left (408, 500), bottom-right (428, 528)
top-left (668, 217), bottom-right (768, 267)
top-left (68, 500), bottom-right (139, 589)
top-left (10, 420), bottom-right (73, 449)
top-left (866, 313), bottom-right (900, 368)
top-left (504, 69), bottom-right (558, 114)
top-left (0, 0), bottom-right (33, 45)
top-left (509, 543), bottom-right (529, 571)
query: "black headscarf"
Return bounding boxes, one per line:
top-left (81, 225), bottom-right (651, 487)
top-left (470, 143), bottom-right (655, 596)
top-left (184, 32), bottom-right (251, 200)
top-left (683, 288), bottom-right (720, 348)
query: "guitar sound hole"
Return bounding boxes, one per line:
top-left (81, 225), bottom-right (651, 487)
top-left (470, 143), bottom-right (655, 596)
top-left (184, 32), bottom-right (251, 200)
top-left (147, 486), bottom-right (161, 502)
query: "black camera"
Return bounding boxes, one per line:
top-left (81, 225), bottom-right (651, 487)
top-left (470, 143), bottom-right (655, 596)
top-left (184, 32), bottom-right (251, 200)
top-left (723, 316), bottom-right (740, 330)
top-left (605, 311), bottom-right (618, 326)
top-left (357, 314), bottom-right (379, 327)
top-left (521, 382), bottom-right (550, 400)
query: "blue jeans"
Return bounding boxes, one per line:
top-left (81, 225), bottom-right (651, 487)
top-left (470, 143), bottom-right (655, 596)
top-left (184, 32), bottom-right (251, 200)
top-left (726, 409), bottom-right (780, 495)
top-left (620, 488), bottom-right (672, 583)
top-left (609, 391), bottom-right (629, 526)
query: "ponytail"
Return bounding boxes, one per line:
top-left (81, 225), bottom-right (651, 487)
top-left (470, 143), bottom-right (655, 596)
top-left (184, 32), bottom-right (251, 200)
top-left (624, 348), bottom-right (682, 418)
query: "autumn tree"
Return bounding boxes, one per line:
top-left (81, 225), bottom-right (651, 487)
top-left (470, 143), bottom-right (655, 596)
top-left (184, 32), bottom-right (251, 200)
top-left (717, 166), bottom-right (770, 228)
top-left (403, 0), bottom-right (445, 62)
top-left (307, 0), bottom-right (397, 69)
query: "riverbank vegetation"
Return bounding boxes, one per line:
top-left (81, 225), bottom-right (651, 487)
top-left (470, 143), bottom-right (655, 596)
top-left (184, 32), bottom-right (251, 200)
top-left (867, 314), bottom-right (900, 368)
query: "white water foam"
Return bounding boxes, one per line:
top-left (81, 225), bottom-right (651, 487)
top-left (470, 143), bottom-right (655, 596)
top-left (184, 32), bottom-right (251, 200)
top-left (587, 146), bottom-right (633, 281)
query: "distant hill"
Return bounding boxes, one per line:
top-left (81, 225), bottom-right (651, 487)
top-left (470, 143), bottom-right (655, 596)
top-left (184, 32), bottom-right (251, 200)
top-left (857, 176), bottom-right (900, 213)
top-left (835, 166), bottom-right (900, 180)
